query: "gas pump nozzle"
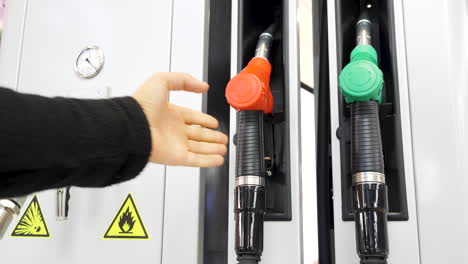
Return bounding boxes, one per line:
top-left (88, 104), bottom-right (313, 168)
top-left (0, 196), bottom-right (27, 239)
top-left (339, 4), bottom-right (389, 264)
top-left (226, 24), bottom-right (276, 264)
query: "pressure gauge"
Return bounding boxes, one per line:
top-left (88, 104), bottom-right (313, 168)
top-left (74, 46), bottom-right (105, 79)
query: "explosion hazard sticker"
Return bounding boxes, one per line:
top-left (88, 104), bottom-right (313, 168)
top-left (103, 193), bottom-right (149, 240)
top-left (11, 195), bottom-right (50, 238)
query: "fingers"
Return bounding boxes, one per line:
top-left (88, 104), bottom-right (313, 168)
top-left (187, 140), bottom-right (227, 155)
top-left (186, 125), bottom-right (229, 144)
top-left (152, 72), bottom-right (209, 93)
top-left (185, 153), bottom-right (224, 167)
top-left (171, 104), bottom-right (219, 128)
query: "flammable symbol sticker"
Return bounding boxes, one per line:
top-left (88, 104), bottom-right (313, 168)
top-left (103, 193), bottom-right (149, 240)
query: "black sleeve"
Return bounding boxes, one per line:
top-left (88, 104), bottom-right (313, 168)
top-left (0, 87), bottom-right (151, 198)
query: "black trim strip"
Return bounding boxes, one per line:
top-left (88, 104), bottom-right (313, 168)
top-left (315, 0), bottom-right (335, 263)
top-left (203, 0), bottom-right (232, 263)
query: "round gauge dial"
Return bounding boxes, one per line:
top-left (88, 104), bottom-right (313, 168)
top-left (74, 46), bottom-right (105, 79)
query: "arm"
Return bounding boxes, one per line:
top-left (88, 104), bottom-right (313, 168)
top-left (0, 73), bottom-right (228, 198)
top-left (0, 88), bottom-right (151, 197)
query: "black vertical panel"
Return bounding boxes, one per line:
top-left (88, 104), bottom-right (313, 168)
top-left (314, 0), bottom-right (335, 263)
top-left (203, 0), bottom-right (231, 263)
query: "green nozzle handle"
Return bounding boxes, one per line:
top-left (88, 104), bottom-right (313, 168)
top-left (339, 45), bottom-right (384, 103)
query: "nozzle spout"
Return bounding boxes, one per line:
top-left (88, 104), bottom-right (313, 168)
top-left (356, 19), bottom-right (372, 46)
top-left (254, 33), bottom-right (273, 60)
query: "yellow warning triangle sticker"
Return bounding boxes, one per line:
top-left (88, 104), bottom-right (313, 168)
top-left (103, 193), bottom-right (149, 240)
top-left (11, 195), bottom-right (50, 238)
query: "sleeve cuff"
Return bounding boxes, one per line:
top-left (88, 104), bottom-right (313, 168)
top-left (109, 97), bottom-right (152, 183)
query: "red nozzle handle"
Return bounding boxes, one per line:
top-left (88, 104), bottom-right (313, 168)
top-left (225, 57), bottom-right (274, 114)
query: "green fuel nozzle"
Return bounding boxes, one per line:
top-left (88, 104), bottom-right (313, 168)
top-left (339, 19), bottom-right (384, 103)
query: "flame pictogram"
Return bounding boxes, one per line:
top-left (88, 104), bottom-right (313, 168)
top-left (118, 207), bottom-right (136, 233)
top-left (103, 194), bottom-right (149, 239)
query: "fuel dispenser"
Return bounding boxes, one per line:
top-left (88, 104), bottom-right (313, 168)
top-left (338, 7), bottom-right (389, 263)
top-left (0, 0), bottom-right (466, 263)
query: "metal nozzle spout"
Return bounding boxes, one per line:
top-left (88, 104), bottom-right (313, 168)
top-left (356, 1), bottom-right (374, 46)
top-left (254, 33), bottom-right (273, 60)
top-left (356, 19), bottom-right (372, 46)
top-left (0, 197), bottom-right (27, 239)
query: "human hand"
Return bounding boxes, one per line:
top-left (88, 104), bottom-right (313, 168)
top-left (133, 72), bottom-right (228, 167)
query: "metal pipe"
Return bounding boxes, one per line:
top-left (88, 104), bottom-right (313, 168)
top-left (0, 196), bottom-right (27, 239)
top-left (255, 33), bottom-right (273, 60)
top-left (356, 19), bottom-right (372, 46)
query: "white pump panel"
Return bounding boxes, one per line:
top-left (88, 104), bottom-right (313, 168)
top-left (0, 0), bottom-right (207, 263)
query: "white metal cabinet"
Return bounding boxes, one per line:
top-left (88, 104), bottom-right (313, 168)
top-left (403, 0), bottom-right (468, 263)
top-left (0, 0), bottom-right (208, 263)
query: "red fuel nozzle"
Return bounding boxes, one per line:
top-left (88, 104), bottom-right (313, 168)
top-left (225, 57), bottom-right (273, 114)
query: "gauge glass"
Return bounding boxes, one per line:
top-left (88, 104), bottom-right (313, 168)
top-left (74, 46), bottom-right (104, 79)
